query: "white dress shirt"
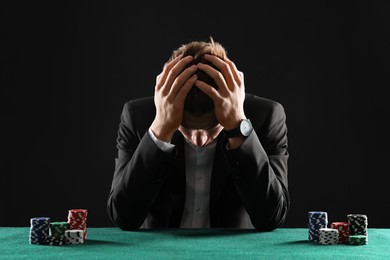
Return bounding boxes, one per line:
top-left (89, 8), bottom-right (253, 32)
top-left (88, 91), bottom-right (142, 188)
top-left (148, 128), bottom-right (217, 228)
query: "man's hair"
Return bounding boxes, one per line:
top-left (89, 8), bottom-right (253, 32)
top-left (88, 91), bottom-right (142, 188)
top-left (168, 37), bottom-right (228, 116)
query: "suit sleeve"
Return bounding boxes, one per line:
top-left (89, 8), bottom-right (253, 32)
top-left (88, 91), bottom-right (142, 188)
top-left (107, 101), bottom-right (176, 230)
top-left (226, 102), bottom-right (290, 231)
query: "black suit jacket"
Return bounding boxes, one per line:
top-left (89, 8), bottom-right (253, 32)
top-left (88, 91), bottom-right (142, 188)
top-left (107, 93), bottom-right (290, 231)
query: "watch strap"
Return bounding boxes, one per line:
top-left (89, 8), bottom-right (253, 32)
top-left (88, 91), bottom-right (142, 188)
top-left (224, 127), bottom-right (241, 138)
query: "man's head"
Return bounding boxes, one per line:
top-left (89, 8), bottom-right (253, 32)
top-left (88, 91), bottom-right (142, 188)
top-left (168, 38), bottom-right (228, 131)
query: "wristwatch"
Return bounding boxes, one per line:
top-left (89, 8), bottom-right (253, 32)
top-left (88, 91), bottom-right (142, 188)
top-left (224, 119), bottom-right (253, 138)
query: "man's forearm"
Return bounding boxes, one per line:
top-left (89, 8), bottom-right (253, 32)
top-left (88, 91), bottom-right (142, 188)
top-left (226, 131), bottom-right (289, 231)
top-left (107, 133), bottom-right (176, 230)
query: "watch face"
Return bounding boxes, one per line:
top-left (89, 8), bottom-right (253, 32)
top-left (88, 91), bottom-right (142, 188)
top-left (240, 119), bottom-right (253, 136)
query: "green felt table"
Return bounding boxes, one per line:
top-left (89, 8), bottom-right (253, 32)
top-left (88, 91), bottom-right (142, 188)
top-left (0, 227), bottom-right (389, 259)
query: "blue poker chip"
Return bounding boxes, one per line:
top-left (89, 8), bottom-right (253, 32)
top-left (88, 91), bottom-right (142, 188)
top-left (29, 217), bottom-right (51, 245)
top-left (308, 211), bottom-right (329, 243)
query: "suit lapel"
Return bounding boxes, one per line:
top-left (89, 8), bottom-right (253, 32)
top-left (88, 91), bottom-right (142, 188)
top-left (168, 131), bottom-right (186, 226)
top-left (210, 132), bottom-right (231, 208)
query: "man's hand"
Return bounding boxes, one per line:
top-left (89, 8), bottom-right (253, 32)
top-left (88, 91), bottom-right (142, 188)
top-left (195, 54), bottom-right (247, 149)
top-left (195, 54), bottom-right (246, 131)
top-left (150, 55), bottom-right (198, 143)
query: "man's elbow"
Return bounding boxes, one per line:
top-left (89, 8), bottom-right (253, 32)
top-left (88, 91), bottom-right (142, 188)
top-left (252, 218), bottom-right (285, 232)
top-left (252, 198), bottom-right (290, 231)
top-left (107, 197), bottom-right (143, 231)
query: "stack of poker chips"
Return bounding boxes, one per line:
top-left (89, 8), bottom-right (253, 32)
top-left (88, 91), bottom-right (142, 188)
top-left (330, 222), bottom-right (350, 244)
top-left (307, 211), bottom-right (369, 246)
top-left (347, 214), bottom-right (368, 245)
top-left (308, 211), bottom-right (328, 243)
top-left (44, 221), bottom-right (69, 246)
top-left (65, 229), bottom-right (85, 244)
top-left (50, 221), bottom-right (69, 237)
top-left (29, 208), bottom-right (88, 246)
top-left (67, 209), bottom-right (88, 241)
top-left (318, 228), bottom-right (339, 245)
top-left (349, 235), bottom-right (368, 245)
top-left (29, 217), bottom-right (50, 245)
top-left (45, 235), bottom-right (66, 246)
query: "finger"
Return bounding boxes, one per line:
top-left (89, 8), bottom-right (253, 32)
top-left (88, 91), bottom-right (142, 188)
top-left (203, 54), bottom-right (235, 91)
top-left (162, 55), bottom-right (194, 95)
top-left (155, 73), bottom-right (163, 87)
top-left (194, 79), bottom-right (223, 103)
top-left (196, 62), bottom-right (229, 94)
top-left (156, 56), bottom-right (181, 91)
top-left (174, 74), bottom-right (198, 106)
top-left (168, 65), bottom-right (197, 101)
top-left (224, 57), bottom-right (243, 87)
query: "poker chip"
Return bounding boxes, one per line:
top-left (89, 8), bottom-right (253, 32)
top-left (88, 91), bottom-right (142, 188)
top-left (349, 235), bottom-right (368, 245)
top-left (330, 222), bottom-right (350, 244)
top-left (45, 235), bottom-right (66, 246)
top-left (308, 211), bottom-right (328, 243)
top-left (50, 222), bottom-right (69, 237)
top-left (67, 209), bottom-right (88, 241)
top-left (318, 228), bottom-right (339, 245)
top-left (29, 209), bottom-right (88, 246)
top-left (29, 217), bottom-right (50, 245)
top-left (347, 214), bottom-right (368, 237)
top-left (307, 211), bottom-right (369, 246)
top-left (65, 229), bottom-right (85, 244)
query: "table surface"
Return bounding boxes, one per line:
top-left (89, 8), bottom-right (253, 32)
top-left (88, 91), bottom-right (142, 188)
top-left (0, 227), bottom-right (389, 259)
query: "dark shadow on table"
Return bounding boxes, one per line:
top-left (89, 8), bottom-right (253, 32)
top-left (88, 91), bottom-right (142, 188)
top-left (85, 239), bottom-right (128, 246)
top-left (139, 228), bottom-right (260, 238)
top-left (278, 240), bottom-right (337, 246)
top-left (279, 240), bottom-right (311, 245)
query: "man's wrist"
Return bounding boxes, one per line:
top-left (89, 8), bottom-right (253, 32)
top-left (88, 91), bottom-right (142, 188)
top-left (150, 122), bottom-right (175, 143)
top-left (226, 136), bottom-right (245, 150)
top-left (148, 128), bottom-right (175, 153)
top-left (224, 118), bottom-right (253, 139)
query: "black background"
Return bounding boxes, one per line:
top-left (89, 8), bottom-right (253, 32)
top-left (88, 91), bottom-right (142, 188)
top-left (2, 1), bottom-right (389, 228)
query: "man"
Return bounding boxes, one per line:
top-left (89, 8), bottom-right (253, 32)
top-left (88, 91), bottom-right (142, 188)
top-left (107, 38), bottom-right (289, 231)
